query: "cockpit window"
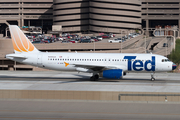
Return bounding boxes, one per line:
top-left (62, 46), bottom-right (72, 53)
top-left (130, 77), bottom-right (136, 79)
top-left (162, 59), bottom-right (170, 62)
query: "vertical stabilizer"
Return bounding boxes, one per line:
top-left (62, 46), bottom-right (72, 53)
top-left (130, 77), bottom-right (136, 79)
top-left (9, 25), bottom-right (39, 54)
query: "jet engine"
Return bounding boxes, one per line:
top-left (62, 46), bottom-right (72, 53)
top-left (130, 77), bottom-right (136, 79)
top-left (100, 69), bottom-right (125, 79)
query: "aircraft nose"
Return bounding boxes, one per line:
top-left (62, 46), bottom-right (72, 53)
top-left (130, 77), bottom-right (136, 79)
top-left (172, 63), bottom-right (177, 70)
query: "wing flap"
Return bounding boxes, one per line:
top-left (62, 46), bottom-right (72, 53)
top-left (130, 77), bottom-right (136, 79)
top-left (72, 63), bottom-right (125, 71)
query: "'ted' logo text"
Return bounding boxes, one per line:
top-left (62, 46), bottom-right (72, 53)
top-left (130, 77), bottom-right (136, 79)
top-left (124, 56), bottom-right (155, 71)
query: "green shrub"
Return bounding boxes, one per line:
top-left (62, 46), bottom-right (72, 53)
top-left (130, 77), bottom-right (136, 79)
top-left (168, 39), bottom-right (180, 64)
top-left (135, 29), bottom-right (139, 33)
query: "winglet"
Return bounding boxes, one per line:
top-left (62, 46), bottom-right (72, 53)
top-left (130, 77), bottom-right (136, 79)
top-left (9, 25), bottom-right (40, 54)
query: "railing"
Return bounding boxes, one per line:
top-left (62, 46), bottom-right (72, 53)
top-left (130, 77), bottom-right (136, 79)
top-left (0, 4), bottom-right (20, 8)
top-left (23, 15), bottom-right (53, 19)
top-left (0, 10), bottom-right (20, 13)
top-left (142, 4), bottom-right (179, 7)
top-left (142, 10), bottom-right (180, 13)
top-left (142, 15), bottom-right (179, 19)
top-left (22, 4), bottom-right (52, 8)
top-left (0, 15), bottom-right (20, 20)
top-left (118, 93), bottom-right (180, 101)
top-left (23, 9), bottom-right (53, 13)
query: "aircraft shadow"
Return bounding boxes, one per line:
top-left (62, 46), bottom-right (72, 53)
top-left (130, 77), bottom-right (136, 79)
top-left (0, 75), bottom-right (179, 84)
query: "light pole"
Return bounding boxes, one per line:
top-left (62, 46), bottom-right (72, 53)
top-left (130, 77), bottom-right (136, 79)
top-left (94, 40), bottom-right (95, 53)
top-left (145, 35), bottom-right (146, 53)
top-left (121, 30), bottom-right (122, 53)
top-left (165, 28), bottom-right (167, 57)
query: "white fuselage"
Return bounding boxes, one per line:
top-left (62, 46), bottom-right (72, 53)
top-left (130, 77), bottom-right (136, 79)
top-left (6, 52), bottom-right (173, 73)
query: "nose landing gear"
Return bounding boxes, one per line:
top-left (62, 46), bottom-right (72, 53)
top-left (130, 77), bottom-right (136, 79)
top-left (151, 72), bottom-right (155, 81)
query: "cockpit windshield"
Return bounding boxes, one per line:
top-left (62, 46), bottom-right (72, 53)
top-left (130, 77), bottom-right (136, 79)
top-left (162, 59), bottom-right (170, 62)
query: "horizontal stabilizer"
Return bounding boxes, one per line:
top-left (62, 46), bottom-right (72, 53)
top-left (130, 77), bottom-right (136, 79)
top-left (6, 54), bottom-right (27, 59)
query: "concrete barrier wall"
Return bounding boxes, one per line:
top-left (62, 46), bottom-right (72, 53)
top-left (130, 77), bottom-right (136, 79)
top-left (0, 90), bottom-right (180, 102)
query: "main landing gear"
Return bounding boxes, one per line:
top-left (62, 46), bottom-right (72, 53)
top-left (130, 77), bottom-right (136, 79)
top-left (90, 74), bottom-right (99, 81)
top-left (151, 72), bottom-right (155, 81)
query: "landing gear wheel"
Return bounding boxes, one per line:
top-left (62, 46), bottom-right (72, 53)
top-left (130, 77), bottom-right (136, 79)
top-left (94, 74), bottom-right (99, 79)
top-left (90, 74), bottom-right (99, 81)
top-left (151, 77), bottom-right (155, 81)
top-left (90, 76), bottom-right (97, 81)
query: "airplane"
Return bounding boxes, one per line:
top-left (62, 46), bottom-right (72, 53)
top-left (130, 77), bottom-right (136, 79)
top-left (5, 25), bottom-right (177, 81)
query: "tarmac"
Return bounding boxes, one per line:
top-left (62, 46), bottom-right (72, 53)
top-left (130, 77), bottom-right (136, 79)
top-left (0, 99), bottom-right (180, 120)
top-left (1, 71), bottom-right (180, 120)
top-left (0, 71), bottom-right (180, 93)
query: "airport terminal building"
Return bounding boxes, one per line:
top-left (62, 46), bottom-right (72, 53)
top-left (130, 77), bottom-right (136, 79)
top-left (0, 0), bottom-right (180, 34)
top-left (0, 0), bottom-right (180, 71)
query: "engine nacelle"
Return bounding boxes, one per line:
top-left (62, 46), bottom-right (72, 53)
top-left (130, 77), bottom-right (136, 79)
top-left (100, 69), bottom-right (123, 79)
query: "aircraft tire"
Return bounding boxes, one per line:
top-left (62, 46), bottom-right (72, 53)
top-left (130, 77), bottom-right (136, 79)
top-left (94, 74), bottom-right (99, 80)
top-left (90, 74), bottom-right (99, 81)
top-left (151, 77), bottom-right (155, 81)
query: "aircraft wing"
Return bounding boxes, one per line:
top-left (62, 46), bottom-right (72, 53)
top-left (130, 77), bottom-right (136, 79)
top-left (72, 63), bottom-right (125, 71)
